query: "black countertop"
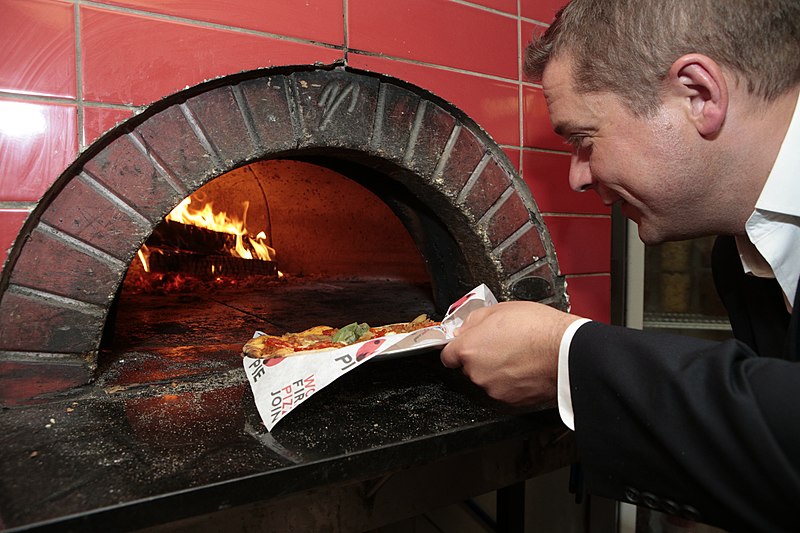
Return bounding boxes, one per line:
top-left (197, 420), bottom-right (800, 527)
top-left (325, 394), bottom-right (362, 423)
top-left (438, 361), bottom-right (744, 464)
top-left (0, 281), bottom-right (573, 531)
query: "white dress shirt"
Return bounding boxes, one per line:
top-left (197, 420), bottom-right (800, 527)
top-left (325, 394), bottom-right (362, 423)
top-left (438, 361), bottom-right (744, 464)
top-left (557, 92), bottom-right (800, 431)
top-left (737, 92), bottom-right (800, 311)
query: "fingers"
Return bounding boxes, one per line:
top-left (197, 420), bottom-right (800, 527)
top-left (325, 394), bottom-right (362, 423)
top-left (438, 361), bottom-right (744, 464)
top-left (440, 306), bottom-right (494, 368)
top-left (438, 300), bottom-right (580, 407)
top-left (440, 340), bottom-right (462, 369)
top-left (457, 305), bottom-right (494, 332)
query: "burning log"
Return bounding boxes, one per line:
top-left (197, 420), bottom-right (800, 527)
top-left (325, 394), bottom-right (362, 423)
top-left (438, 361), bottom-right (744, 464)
top-left (130, 195), bottom-right (279, 287)
top-left (141, 220), bottom-right (277, 280)
top-left (147, 250), bottom-right (277, 278)
top-left (148, 220), bottom-right (240, 256)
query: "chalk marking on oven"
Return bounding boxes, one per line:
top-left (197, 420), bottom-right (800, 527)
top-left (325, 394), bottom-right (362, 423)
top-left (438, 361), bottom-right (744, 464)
top-left (231, 83), bottom-right (264, 152)
top-left (127, 131), bottom-right (188, 198)
top-left (432, 124), bottom-right (462, 182)
top-left (369, 81), bottom-right (388, 148)
top-left (403, 99), bottom-right (428, 166)
top-left (6, 284), bottom-right (105, 317)
top-left (77, 170), bottom-right (153, 230)
top-left (179, 102), bottom-right (223, 168)
top-left (317, 81), bottom-right (360, 131)
top-left (457, 151), bottom-right (491, 205)
top-left (286, 76), bottom-right (303, 144)
top-left (35, 222), bottom-right (127, 270)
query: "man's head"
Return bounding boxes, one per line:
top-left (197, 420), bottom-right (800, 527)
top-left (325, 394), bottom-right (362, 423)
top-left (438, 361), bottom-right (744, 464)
top-left (528, 0), bottom-right (800, 244)
top-left (525, 0), bottom-right (800, 117)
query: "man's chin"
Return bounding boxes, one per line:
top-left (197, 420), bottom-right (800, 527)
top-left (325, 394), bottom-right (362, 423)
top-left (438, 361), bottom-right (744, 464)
top-left (638, 232), bottom-right (665, 246)
top-left (636, 223), bottom-right (691, 246)
top-left (635, 221), bottom-right (668, 246)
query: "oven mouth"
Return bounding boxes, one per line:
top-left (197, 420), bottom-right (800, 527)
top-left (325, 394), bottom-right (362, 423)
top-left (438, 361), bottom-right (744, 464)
top-left (98, 153), bottom-right (465, 384)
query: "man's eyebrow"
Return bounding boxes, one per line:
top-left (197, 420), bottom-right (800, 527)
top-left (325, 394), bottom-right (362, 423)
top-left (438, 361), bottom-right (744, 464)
top-left (551, 121), bottom-right (574, 137)
top-left (552, 121), bottom-right (594, 138)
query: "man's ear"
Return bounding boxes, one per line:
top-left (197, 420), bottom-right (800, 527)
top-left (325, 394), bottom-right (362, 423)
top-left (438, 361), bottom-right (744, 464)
top-left (667, 54), bottom-right (728, 137)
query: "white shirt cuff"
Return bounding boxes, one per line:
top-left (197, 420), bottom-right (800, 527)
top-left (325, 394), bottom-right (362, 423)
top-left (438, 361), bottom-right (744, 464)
top-left (557, 318), bottom-right (591, 430)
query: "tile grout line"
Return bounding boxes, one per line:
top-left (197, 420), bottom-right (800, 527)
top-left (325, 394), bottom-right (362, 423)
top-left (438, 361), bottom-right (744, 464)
top-left (0, 202), bottom-right (36, 210)
top-left (451, 0), bottom-right (553, 24)
top-left (74, 2), bottom-right (85, 150)
top-left (566, 272), bottom-right (613, 278)
top-left (517, 0), bottom-right (524, 178)
top-left (519, 145), bottom-right (569, 155)
top-left (342, 0), bottom-right (349, 62)
top-left (541, 212), bottom-right (612, 219)
top-left (348, 48), bottom-right (531, 86)
top-left (0, 90), bottom-right (144, 113)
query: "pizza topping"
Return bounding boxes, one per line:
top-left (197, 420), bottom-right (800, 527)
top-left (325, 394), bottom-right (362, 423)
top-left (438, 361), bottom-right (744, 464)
top-left (331, 322), bottom-right (370, 344)
top-left (243, 314), bottom-right (440, 359)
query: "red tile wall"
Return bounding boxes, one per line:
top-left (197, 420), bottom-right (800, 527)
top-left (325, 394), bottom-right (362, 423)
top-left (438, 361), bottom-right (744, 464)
top-left (1, 0), bottom-right (612, 322)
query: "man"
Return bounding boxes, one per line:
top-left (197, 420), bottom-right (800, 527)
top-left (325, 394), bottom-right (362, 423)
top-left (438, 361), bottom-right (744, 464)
top-left (440, 0), bottom-right (800, 531)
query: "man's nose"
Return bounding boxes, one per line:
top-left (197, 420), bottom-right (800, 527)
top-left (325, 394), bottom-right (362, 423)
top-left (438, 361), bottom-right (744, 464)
top-left (568, 153), bottom-right (593, 192)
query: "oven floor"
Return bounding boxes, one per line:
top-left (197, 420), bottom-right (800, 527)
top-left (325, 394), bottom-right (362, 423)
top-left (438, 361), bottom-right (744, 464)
top-left (0, 280), bottom-right (573, 532)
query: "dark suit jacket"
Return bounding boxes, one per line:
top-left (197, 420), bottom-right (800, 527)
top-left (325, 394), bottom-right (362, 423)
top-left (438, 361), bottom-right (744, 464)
top-left (569, 236), bottom-right (800, 532)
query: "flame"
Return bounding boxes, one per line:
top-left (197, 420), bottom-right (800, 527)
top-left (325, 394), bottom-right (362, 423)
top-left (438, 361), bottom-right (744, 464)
top-left (166, 197), bottom-right (275, 261)
top-left (137, 245), bottom-right (151, 273)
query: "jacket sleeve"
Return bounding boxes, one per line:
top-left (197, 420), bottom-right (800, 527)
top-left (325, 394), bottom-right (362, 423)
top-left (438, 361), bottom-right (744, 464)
top-left (569, 322), bottom-right (800, 532)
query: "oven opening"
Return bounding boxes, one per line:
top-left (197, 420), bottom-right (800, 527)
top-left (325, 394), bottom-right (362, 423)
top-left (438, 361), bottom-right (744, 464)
top-left (99, 156), bottom-right (467, 386)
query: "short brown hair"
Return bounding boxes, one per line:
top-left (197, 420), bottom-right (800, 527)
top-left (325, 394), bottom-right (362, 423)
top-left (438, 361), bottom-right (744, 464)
top-left (525, 0), bottom-right (800, 116)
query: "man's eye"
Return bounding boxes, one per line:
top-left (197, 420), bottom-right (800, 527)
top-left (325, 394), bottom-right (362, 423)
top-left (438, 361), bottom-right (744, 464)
top-left (566, 135), bottom-right (587, 148)
top-left (566, 135), bottom-right (592, 151)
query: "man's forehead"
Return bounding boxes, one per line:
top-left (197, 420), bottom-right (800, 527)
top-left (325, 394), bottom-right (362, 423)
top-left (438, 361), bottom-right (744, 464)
top-left (541, 56), bottom-right (586, 129)
top-left (542, 56), bottom-right (574, 102)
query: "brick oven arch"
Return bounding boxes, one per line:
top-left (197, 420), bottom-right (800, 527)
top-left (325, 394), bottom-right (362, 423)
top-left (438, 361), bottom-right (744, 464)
top-left (0, 65), bottom-right (565, 392)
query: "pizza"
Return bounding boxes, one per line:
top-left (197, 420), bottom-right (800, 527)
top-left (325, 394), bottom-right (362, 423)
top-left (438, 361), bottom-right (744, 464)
top-left (242, 314), bottom-right (439, 359)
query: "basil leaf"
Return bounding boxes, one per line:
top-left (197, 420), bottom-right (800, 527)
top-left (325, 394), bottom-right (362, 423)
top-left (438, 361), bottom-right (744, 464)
top-left (331, 322), bottom-right (370, 344)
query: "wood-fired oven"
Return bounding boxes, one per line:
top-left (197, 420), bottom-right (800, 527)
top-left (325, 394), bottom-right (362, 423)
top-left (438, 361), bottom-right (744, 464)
top-left (0, 66), bottom-right (576, 531)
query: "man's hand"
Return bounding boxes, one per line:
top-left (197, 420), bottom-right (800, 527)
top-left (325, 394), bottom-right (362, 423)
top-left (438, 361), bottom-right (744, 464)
top-left (440, 301), bottom-right (582, 406)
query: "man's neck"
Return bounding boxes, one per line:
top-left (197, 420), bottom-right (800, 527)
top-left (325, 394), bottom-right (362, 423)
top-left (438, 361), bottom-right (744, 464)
top-left (726, 87), bottom-right (799, 235)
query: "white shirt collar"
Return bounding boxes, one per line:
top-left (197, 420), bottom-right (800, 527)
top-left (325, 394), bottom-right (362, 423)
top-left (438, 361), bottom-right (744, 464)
top-left (754, 92), bottom-right (800, 217)
top-left (740, 92), bottom-right (800, 310)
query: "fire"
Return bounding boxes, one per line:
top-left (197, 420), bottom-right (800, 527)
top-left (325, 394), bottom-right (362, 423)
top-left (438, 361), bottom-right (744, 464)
top-left (137, 245), bottom-right (151, 273)
top-left (131, 194), bottom-right (278, 286)
top-left (166, 197), bottom-right (275, 261)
